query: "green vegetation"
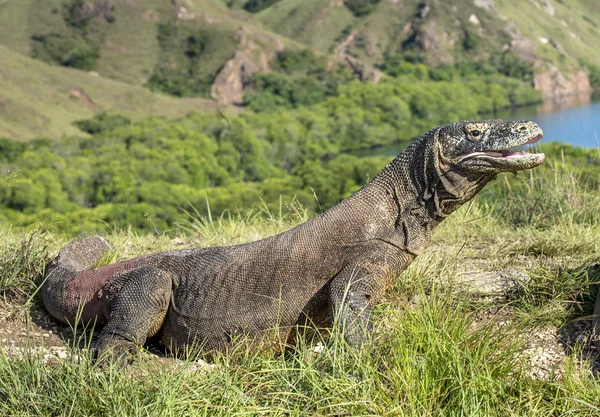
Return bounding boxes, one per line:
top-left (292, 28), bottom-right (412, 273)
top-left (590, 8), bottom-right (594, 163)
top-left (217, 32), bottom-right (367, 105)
top-left (72, 113), bottom-right (132, 135)
top-left (381, 52), bottom-right (536, 83)
top-left (0, 60), bottom-right (540, 235)
top-left (243, 0), bottom-right (284, 13)
top-left (256, 0), bottom-right (600, 72)
top-left (0, 45), bottom-right (219, 140)
top-left (2, 0), bottom-right (600, 105)
top-left (29, 0), bottom-right (115, 71)
top-left (246, 49), bottom-right (540, 113)
top-left (343, 0), bottom-right (382, 16)
top-left (146, 21), bottom-right (237, 97)
top-left (2, 150), bottom-right (600, 414)
top-left (583, 60), bottom-right (600, 89)
top-left (0, 0), bottom-right (599, 414)
top-left (243, 49), bottom-right (359, 112)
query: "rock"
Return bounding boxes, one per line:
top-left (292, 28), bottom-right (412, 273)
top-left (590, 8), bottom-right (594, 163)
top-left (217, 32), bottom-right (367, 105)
top-left (190, 358), bottom-right (216, 373)
top-left (411, 19), bottom-right (455, 64)
top-left (210, 26), bottom-right (283, 105)
top-left (343, 56), bottom-right (384, 83)
top-left (55, 348), bottom-right (68, 360)
top-left (176, 6), bottom-right (196, 20)
top-left (550, 39), bottom-right (564, 53)
top-left (507, 38), bottom-right (537, 62)
top-left (70, 1), bottom-right (115, 24)
top-left (468, 14), bottom-right (480, 26)
top-left (171, 237), bottom-right (185, 246)
top-left (533, 66), bottom-right (592, 99)
top-left (69, 87), bottom-right (100, 110)
top-left (210, 51), bottom-right (260, 105)
top-left (543, 0), bottom-right (555, 15)
top-left (474, 0), bottom-right (496, 10)
top-left (457, 269), bottom-right (530, 298)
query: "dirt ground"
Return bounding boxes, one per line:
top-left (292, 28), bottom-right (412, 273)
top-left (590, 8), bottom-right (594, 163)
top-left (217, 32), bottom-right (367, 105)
top-left (1, 290), bottom-right (598, 379)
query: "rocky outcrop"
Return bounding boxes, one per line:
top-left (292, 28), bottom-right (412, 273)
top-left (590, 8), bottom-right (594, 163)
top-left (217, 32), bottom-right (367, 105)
top-left (210, 51), bottom-right (260, 105)
top-left (507, 38), bottom-right (537, 63)
top-left (68, 87), bottom-right (100, 109)
top-left (411, 20), bottom-right (455, 65)
top-left (334, 28), bottom-right (383, 82)
top-left (533, 66), bottom-right (592, 99)
top-left (344, 56), bottom-right (384, 83)
top-left (70, 1), bottom-right (115, 23)
top-left (210, 26), bottom-right (284, 105)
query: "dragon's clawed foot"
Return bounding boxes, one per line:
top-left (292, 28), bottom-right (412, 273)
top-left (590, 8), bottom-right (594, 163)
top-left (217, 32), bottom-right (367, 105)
top-left (94, 335), bottom-right (139, 369)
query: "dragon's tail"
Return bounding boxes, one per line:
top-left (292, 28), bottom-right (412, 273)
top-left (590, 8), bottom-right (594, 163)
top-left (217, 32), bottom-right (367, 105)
top-left (46, 235), bottom-right (112, 274)
top-left (42, 236), bottom-right (113, 324)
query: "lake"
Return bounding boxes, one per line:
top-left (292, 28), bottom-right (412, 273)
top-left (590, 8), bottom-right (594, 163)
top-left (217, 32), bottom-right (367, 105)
top-left (497, 92), bottom-right (600, 148)
top-left (358, 92), bottom-right (600, 158)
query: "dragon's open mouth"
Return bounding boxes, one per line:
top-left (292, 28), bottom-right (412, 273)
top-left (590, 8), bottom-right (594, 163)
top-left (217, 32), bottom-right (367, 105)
top-left (459, 133), bottom-right (543, 162)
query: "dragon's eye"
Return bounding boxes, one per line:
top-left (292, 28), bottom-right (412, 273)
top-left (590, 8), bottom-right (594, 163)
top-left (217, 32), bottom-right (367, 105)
top-left (471, 130), bottom-right (481, 137)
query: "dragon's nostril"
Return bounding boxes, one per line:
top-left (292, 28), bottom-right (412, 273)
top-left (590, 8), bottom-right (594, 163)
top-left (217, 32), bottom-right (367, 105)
top-left (520, 126), bottom-right (527, 131)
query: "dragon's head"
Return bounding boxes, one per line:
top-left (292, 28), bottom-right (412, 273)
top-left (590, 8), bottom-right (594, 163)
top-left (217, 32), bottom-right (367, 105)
top-left (405, 119), bottom-right (546, 218)
top-left (436, 119), bottom-right (545, 173)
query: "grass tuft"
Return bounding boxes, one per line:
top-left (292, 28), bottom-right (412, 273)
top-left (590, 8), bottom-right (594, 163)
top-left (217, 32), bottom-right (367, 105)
top-left (0, 230), bottom-right (49, 303)
top-left (1, 147), bottom-right (600, 414)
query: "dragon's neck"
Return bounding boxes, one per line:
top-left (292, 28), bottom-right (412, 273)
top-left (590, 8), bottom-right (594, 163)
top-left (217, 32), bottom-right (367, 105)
top-left (328, 132), bottom-right (492, 254)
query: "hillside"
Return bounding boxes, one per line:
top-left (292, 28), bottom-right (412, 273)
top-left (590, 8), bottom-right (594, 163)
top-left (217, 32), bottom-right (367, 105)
top-left (253, 0), bottom-right (599, 95)
top-left (0, 0), bottom-right (287, 84)
top-left (253, 0), bottom-right (600, 67)
top-left (0, 0), bottom-right (597, 112)
top-left (0, 45), bottom-right (223, 139)
top-left (0, 0), bottom-right (294, 103)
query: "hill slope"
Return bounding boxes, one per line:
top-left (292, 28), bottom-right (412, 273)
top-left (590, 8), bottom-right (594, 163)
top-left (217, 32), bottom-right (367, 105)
top-left (2, 0), bottom-right (598, 98)
top-left (0, 0), bottom-right (597, 140)
top-left (0, 0), bottom-right (293, 86)
top-left (0, 45), bottom-right (222, 139)
top-left (254, 0), bottom-right (600, 69)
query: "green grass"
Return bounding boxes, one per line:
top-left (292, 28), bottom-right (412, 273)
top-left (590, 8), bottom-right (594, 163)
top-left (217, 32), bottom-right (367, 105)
top-left (256, 0), bottom-right (600, 69)
top-left (257, 0), bottom-right (355, 54)
top-left (1, 152), bottom-right (600, 415)
top-left (497, 0), bottom-right (600, 70)
top-left (0, 45), bottom-right (224, 140)
top-left (0, 231), bottom-right (49, 302)
top-left (1, 0), bottom-right (598, 125)
top-left (0, 0), bottom-right (293, 88)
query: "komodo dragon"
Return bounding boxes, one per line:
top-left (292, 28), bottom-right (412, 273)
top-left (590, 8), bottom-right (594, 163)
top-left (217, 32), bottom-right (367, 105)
top-left (42, 120), bottom-right (545, 363)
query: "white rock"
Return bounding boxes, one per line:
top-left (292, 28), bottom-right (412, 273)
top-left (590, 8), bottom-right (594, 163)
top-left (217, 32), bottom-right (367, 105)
top-left (474, 0), bottom-right (496, 10)
top-left (469, 14), bottom-right (481, 25)
top-left (190, 358), bottom-right (216, 372)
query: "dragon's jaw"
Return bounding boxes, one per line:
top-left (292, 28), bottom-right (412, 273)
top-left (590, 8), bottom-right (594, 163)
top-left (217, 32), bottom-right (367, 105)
top-left (458, 131), bottom-right (545, 172)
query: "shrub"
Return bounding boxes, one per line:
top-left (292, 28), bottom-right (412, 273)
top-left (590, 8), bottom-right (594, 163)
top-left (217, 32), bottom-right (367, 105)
top-left (243, 0), bottom-right (283, 13)
top-left (63, 46), bottom-right (100, 70)
top-left (73, 113), bottom-right (132, 134)
top-left (343, 0), bottom-right (381, 16)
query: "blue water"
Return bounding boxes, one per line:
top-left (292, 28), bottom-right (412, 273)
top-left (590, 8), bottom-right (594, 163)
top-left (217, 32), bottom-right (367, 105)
top-left (358, 94), bottom-right (600, 158)
top-left (502, 98), bottom-right (600, 148)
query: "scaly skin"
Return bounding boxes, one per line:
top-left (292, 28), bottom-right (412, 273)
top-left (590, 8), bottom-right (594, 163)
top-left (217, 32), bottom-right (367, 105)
top-left (41, 119), bottom-right (545, 363)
